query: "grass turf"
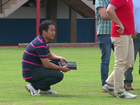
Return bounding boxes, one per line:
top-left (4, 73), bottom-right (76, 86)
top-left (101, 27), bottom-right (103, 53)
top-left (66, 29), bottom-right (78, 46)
top-left (0, 47), bottom-right (140, 105)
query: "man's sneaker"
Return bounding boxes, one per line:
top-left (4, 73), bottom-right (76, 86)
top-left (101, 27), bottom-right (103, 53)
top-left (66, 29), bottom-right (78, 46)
top-left (103, 84), bottom-right (116, 97)
top-left (117, 91), bottom-right (137, 99)
top-left (39, 89), bottom-right (58, 95)
top-left (25, 84), bottom-right (40, 96)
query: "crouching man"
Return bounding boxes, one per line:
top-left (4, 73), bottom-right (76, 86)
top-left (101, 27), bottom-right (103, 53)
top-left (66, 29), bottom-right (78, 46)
top-left (22, 20), bottom-right (70, 96)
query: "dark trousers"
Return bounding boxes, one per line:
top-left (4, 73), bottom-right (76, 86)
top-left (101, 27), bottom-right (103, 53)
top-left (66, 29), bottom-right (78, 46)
top-left (26, 60), bottom-right (64, 91)
top-left (124, 36), bottom-right (140, 85)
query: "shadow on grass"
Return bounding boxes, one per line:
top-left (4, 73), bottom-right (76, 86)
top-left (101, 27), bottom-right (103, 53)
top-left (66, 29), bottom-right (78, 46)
top-left (40, 93), bottom-right (116, 99)
top-left (41, 94), bottom-right (77, 98)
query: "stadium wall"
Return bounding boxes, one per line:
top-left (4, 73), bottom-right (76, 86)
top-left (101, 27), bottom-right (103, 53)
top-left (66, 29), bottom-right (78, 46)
top-left (0, 0), bottom-right (95, 44)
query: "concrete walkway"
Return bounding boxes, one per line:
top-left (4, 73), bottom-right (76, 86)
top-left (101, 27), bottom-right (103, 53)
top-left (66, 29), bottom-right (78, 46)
top-left (0, 43), bottom-right (99, 48)
top-left (18, 43), bottom-right (99, 48)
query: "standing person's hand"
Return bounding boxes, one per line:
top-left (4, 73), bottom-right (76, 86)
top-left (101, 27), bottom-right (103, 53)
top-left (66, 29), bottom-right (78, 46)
top-left (132, 32), bottom-right (137, 39)
top-left (116, 23), bottom-right (125, 34)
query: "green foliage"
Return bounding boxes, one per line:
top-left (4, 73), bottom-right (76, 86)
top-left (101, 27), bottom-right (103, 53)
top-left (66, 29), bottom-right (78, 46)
top-left (0, 47), bottom-right (140, 105)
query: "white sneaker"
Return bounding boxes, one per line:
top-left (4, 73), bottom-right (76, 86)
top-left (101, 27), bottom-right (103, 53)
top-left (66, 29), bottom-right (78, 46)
top-left (25, 84), bottom-right (40, 96)
top-left (39, 89), bottom-right (58, 95)
top-left (103, 84), bottom-right (116, 97)
top-left (117, 91), bottom-right (137, 99)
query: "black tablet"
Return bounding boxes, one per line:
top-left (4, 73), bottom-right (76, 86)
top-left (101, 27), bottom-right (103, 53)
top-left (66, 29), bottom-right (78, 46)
top-left (58, 61), bottom-right (77, 70)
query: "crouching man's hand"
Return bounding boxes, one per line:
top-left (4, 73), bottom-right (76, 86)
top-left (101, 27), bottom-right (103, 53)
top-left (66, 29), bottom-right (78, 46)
top-left (61, 65), bottom-right (70, 72)
top-left (60, 57), bottom-right (67, 62)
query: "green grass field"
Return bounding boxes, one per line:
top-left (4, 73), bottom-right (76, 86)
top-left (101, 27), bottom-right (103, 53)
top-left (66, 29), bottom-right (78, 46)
top-left (0, 47), bottom-right (140, 105)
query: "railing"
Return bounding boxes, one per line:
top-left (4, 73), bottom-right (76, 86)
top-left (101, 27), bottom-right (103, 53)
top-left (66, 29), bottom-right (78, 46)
top-left (0, 0), bottom-right (10, 13)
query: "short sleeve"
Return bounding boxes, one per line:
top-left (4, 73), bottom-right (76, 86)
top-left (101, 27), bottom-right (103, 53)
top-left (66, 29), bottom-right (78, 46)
top-left (95, 0), bottom-right (105, 9)
top-left (110, 0), bottom-right (125, 9)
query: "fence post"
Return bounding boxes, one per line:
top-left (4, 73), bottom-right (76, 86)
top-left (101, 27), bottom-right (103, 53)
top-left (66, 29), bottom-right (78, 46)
top-left (0, 0), bottom-right (2, 13)
top-left (36, 0), bottom-right (40, 37)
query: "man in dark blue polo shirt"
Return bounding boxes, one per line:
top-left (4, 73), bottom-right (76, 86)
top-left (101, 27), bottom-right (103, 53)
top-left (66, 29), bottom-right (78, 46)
top-left (22, 20), bottom-right (70, 96)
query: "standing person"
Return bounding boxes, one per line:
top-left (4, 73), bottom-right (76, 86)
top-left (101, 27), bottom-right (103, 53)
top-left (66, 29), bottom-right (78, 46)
top-left (103, 0), bottom-right (137, 98)
top-left (22, 20), bottom-right (70, 96)
top-left (95, 0), bottom-right (114, 92)
top-left (124, 0), bottom-right (140, 91)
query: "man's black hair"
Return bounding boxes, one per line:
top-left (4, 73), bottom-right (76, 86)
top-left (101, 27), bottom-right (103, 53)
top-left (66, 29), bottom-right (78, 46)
top-left (39, 20), bottom-right (56, 35)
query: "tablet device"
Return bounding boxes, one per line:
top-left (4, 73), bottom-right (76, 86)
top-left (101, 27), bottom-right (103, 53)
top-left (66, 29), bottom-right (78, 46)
top-left (58, 61), bottom-right (77, 70)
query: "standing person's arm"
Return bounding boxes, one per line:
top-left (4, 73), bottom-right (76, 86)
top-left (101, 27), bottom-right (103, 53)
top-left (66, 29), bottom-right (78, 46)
top-left (106, 4), bottom-right (124, 34)
top-left (98, 7), bottom-right (111, 19)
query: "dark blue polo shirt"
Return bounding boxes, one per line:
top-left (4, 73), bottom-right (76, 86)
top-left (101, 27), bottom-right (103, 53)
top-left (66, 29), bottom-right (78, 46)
top-left (22, 35), bottom-right (50, 80)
